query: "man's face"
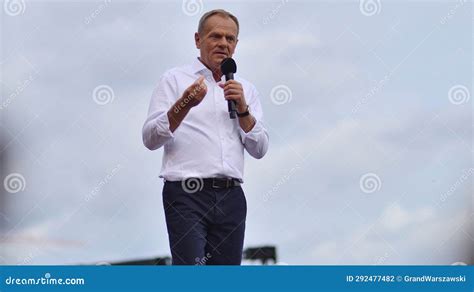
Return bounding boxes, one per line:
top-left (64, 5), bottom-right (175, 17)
top-left (195, 15), bottom-right (238, 73)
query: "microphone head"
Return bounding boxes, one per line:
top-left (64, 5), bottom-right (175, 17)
top-left (220, 58), bottom-right (237, 75)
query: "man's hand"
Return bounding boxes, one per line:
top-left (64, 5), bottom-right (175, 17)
top-left (168, 76), bottom-right (207, 133)
top-left (183, 76), bottom-right (208, 108)
top-left (219, 80), bottom-right (247, 112)
top-left (219, 80), bottom-right (256, 133)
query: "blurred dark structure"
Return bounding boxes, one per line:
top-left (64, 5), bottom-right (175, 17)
top-left (94, 256), bottom-right (172, 266)
top-left (112, 257), bottom-right (172, 265)
top-left (243, 246), bottom-right (277, 265)
top-left (92, 245), bottom-right (278, 265)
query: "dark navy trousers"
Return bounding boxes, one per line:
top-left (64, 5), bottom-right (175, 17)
top-left (162, 181), bottom-right (247, 265)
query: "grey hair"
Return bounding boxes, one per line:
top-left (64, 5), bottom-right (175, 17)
top-left (197, 9), bottom-right (239, 36)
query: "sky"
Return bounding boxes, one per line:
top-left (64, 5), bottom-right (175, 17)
top-left (0, 0), bottom-right (472, 265)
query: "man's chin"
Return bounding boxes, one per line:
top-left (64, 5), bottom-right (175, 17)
top-left (214, 55), bottom-right (227, 63)
top-left (208, 57), bottom-right (226, 72)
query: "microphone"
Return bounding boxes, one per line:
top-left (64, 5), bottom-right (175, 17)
top-left (220, 58), bottom-right (237, 119)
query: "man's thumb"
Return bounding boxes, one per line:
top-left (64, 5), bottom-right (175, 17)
top-left (196, 76), bottom-right (205, 84)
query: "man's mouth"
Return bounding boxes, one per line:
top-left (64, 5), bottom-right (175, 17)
top-left (214, 52), bottom-right (227, 57)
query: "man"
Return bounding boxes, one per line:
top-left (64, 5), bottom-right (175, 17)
top-left (142, 9), bottom-right (269, 265)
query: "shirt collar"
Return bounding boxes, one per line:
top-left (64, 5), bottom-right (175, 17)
top-left (191, 57), bottom-right (211, 75)
top-left (191, 57), bottom-right (226, 83)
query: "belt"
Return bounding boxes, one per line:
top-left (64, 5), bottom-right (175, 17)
top-left (169, 177), bottom-right (241, 189)
top-left (202, 177), bottom-right (241, 189)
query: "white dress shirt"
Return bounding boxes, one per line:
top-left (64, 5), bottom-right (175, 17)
top-left (142, 58), bottom-right (269, 182)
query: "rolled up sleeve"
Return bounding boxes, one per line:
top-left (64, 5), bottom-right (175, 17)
top-left (142, 73), bottom-right (176, 151)
top-left (239, 85), bottom-right (269, 159)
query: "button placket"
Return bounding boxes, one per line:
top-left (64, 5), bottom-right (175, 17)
top-left (212, 82), bottom-right (226, 173)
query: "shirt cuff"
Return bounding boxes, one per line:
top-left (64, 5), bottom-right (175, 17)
top-left (239, 119), bottom-right (264, 144)
top-left (156, 111), bottom-right (175, 141)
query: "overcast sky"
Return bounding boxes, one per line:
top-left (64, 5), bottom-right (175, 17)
top-left (0, 0), bottom-right (472, 265)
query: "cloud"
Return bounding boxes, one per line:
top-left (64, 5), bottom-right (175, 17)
top-left (310, 203), bottom-right (469, 265)
top-left (379, 203), bottom-right (434, 233)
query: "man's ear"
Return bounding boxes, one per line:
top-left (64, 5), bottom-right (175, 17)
top-left (194, 32), bottom-right (200, 49)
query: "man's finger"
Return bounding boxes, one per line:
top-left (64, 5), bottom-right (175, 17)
top-left (195, 76), bottom-right (205, 86)
top-left (224, 89), bottom-right (241, 95)
top-left (224, 95), bottom-right (241, 101)
top-left (195, 76), bottom-right (207, 91)
top-left (223, 83), bottom-right (241, 90)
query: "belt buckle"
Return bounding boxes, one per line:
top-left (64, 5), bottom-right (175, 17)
top-left (212, 179), bottom-right (220, 189)
top-left (212, 178), bottom-right (232, 188)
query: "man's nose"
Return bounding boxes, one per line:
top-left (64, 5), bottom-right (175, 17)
top-left (217, 37), bottom-right (228, 48)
